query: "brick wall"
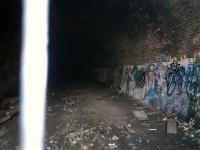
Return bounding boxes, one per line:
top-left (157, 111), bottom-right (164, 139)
top-left (113, 0), bottom-right (200, 65)
top-left (95, 0), bottom-right (200, 125)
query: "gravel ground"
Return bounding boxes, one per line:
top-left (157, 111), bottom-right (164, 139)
top-left (0, 83), bottom-right (199, 150)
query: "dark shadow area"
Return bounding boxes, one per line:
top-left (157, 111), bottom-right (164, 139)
top-left (48, 0), bottom-right (164, 86)
top-left (0, 0), bottom-right (21, 101)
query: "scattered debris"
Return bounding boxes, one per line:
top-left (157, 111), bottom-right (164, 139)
top-left (66, 127), bottom-right (97, 138)
top-left (0, 105), bottom-right (19, 124)
top-left (167, 119), bottom-right (177, 134)
top-left (178, 119), bottom-right (196, 131)
top-left (0, 86), bottom-right (199, 149)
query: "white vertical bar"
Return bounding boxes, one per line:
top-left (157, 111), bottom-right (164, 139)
top-left (20, 0), bottom-right (49, 150)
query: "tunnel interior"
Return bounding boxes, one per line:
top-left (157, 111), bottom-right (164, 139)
top-left (0, 0), bottom-right (200, 149)
top-left (48, 0), bottom-right (164, 84)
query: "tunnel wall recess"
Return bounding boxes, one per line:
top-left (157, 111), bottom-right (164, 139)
top-left (95, 0), bottom-right (200, 126)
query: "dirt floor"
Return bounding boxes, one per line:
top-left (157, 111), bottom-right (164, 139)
top-left (0, 83), bottom-right (199, 150)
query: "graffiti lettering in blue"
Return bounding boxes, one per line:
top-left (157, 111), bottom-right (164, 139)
top-left (164, 60), bottom-right (185, 96)
top-left (134, 70), bottom-right (145, 88)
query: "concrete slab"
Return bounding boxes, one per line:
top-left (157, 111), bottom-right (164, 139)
top-left (132, 110), bottom-right (148, 120)
top-left (167, 119), bottom-right (177, 134)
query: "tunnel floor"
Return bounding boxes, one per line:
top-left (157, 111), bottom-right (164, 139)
top-left (0, 83), bottom-right (199, 150)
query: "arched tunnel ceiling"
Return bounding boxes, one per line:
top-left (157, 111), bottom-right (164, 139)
top-left (0, 0), bottom-right (199, 83)
top-left (49, 0), bottom-right (169, 82)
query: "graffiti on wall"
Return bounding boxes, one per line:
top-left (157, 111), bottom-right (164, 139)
top-left (119, 58), bottom-right (200, 118)
top-left (164, 60), bottom-right (185, 96)
top-left (95, 56), bottom-right (200, 125)
top-left (145, 53), bottom-right (171, 63)
top-left (193, 33), bottom-right (200, 45)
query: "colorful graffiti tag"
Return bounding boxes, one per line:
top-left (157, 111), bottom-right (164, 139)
top-left (119, 59), bottom-right (200, 121)
top-left (95, 57), bottom-right (200, 126)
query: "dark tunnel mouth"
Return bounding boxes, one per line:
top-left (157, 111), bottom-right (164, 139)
top-left (48, 0), bottom-right (168, 85)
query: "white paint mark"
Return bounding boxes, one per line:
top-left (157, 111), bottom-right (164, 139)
top-left (20, 0), bottom-right (49, 150)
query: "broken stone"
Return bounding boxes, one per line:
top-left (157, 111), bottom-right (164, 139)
top-left (108, 143), bottom-right (118, 149)
top-left (132, 110), bottom-right (148, 120)
top-left (112, 135), bottom-right (119, 141)
top-left (167, 119), bottom-right (177, 134)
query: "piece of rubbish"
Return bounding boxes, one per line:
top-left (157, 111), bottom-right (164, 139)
top-left (167, 119), bottom-right (177, 134)
top-left (180, 119), bottom-right (195, 131)
top-left (148, 129), bottom-right (157, 131)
